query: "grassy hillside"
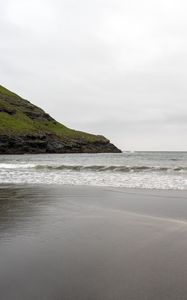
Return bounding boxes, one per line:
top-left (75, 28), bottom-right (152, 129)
top-left (0, 85), bottom-right (105, 142)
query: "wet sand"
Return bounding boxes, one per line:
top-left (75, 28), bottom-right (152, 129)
top-left (0, 185), bottom-right (187, 300)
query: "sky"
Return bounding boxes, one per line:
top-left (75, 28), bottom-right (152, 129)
top-left (1, 0), bottom-right (187, 151)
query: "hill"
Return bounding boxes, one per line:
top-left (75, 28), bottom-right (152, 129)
top-left (0, 85), bottom-right (121, 154)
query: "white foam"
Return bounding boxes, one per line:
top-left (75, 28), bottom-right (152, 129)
top-left (0, 163), bottom-right (36, 169)
top-left (0, 169), bottom-right (187, 190)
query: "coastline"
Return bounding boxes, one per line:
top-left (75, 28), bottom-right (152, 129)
top-left (1, 184), bottom-right (187, 299)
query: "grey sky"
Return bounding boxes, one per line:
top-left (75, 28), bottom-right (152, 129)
top-left (1, 0), bottom-right (187, 150)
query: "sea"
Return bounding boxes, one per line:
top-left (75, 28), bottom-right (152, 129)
top-left (1, 153), bottom-right (187, 300)
top-left (0, 151), bottom-right (187, 190)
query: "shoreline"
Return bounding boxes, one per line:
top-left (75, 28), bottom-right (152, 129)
top-left (1, 182), bottom-right (187, 191)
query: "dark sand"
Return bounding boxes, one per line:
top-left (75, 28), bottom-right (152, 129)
top-left (0, 185), bottom-right (187, 300)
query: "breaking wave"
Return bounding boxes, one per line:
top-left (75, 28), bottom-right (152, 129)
top-left (34, 164), bottom-right (187, 173)
top-left (1, 163), bottom-right (187, 173)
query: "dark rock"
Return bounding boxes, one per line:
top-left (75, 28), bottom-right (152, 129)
top-left (0, 134), bottom-right (121, 154)
top-left (24, 111), bottom-right (54, 121)
top-left (0, 108), bottom-right (16, 115)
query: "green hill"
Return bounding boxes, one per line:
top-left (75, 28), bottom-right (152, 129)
top-left (0, 85), bottom-right (121, 154)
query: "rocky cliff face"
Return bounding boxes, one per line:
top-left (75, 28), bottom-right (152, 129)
top-left (0, 133), bottom-right (120, 154)
top-left (0, 85), bottom-right (121, 154)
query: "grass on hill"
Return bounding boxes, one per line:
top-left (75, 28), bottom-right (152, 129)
top-left (0, 85), bottom-right (105, 142)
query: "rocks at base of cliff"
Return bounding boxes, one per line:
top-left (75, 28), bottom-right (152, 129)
top-left (0, 134), bottom-right (121, 154)
top-left (0, 134), bottom-right (48, 154)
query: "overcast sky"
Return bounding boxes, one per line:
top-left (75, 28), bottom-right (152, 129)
top-left (1, 0), bottom-right (187, 150)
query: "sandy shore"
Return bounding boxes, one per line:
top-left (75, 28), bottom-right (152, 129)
top-left (0, 185), bottom-right (187, 299)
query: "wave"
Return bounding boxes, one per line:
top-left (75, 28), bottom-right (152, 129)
top-left (34, 164), bottom-right (187, 173)
top-left (1, 163), bottom-right (187, 173)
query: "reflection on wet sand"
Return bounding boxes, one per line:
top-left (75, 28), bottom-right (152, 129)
top-left (1, 185), bottom-right (187, 300)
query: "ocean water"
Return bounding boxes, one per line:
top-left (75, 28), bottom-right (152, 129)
top-left (0, 152), bottom-right (187, 190)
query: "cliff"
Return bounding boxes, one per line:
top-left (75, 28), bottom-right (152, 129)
top-left (0, 85), bottom-right (121, 154)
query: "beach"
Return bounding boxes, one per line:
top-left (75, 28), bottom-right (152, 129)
top-left (1, 184), bottom-right (187, 300)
